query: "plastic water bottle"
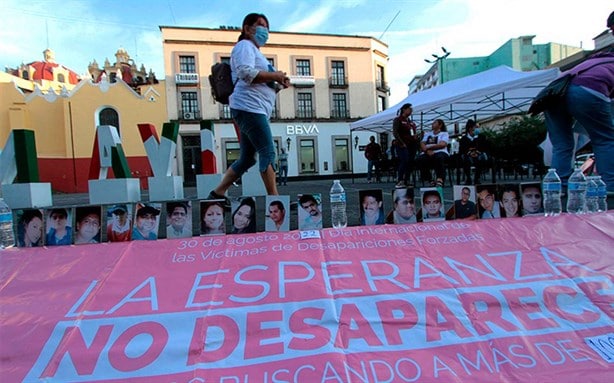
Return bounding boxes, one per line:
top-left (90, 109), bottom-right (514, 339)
top-left (566, 168), bottom-right (587, 214)
top-left (595, 176), bottom-right (608, 212)
top-left (330, 180), bottom-right (347, 228)
top-left (542, 168), bottom-right (562, 216)
top-left (585, 176), bottom-right (599, 213)
top-left (0, 198), bottom-right (15, 249)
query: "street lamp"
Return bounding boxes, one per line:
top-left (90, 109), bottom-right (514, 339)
top-left (424, 47), bottom-right (451, 84)
top-left (286, 137), bottom-right (292, 151)
top-left (354, 136), bottom-right (359, 149)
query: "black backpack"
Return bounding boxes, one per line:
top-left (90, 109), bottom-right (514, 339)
top-left (208, 62), bottom-right (234, 104)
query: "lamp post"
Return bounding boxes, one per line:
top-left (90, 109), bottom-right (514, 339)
top-left (286, 137), bottom-right (292, 152)
top-left (354, 136), bottom-right (359, 149)
top-left (424, 47), bottom-right (451, 85)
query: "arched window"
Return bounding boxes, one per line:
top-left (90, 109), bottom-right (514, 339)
top-left (99, 108), bottom-right (120, 136)
top-left (22, 70), bottom-right (29, 80)
top-left (57, 73), bottom-right (65, 83)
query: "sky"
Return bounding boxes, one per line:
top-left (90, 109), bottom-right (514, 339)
top-left (1, 0), bottom-right (612, 105)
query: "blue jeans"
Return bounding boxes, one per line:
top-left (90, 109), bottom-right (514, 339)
top-left (230, 109), bottom-right (276, 175)
top-left (367, 159), bottom-right (379, 181)
top-left (545, 84), bottom-right (614, 191)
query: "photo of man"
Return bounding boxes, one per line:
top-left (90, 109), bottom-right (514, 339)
top-left (453, 185), bottom-right (477, 220)
top-left (420, 188), bottom-right (445, 222)
top-left (74, 206), bottom-right (102, 244)
top-left (359, 189), bottom-right (384, 225)
top-left (391, 187), bottom-right (417, 224)
top-left (166, 201), bottom-right (192, 238)
top-left (132, 203), bottom-right (161, 241)
top-left (45, 208), bottom-right (73, 246)
top-left (298, 194), bottom-right (323, 230)
top-left (266, 196), bottom-right (289, 232)
top-left (106, 204), bottom-right (132, 242)
top-left (476, 184), bottom-right (501, 219)
top-left (521, 182), bottom-right (544, 216)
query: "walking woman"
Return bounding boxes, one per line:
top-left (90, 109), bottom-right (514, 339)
top-left (392, 103), bottom-right (418, 187)
top-left (208, 13), bottom-right (291, 202)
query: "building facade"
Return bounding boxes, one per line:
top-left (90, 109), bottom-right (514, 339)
top-left (410, 36), bottom-right (583, 93)
top-left (1, 49), bottom-right (167, 193)
top-left (160, 26), bottom-right (390, 183)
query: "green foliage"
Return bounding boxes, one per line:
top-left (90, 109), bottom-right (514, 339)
top-left (482, 115), bottom-right (547, 165)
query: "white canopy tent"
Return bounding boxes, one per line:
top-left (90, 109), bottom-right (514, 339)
top-left (350, 65), bottom-right (560, 133)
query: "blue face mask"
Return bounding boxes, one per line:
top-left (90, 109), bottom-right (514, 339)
top-left (254, 26), bottom-right (269, 47)
top-left (474, 128), bottom-right (480, 135)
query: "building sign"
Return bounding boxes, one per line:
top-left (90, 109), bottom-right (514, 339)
top-left (1, 213), bottom-right (613, 382)
top-left (175, 73), bottom-right (199, 85)
top-left (286, 124), bottom-right (320, 136)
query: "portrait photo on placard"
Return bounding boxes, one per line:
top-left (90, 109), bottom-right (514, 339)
top-left (166, 201), bottom-right (193, 238)
top-left (476, 184), bottom-right (501, 219)
top-left (200, 200), bottom-right (226, 236)
top-left (453, 185), bottom-right (477, 220)
top-left (230, 197), bottom-right (257, 234)
top-left (73, 206), bottom-right (102, 244)
top-left (265, 195), bottom-right (290, 232)
top-left (132, 203), bottom-right (162, 241)
top-left (14, 209), bottom-right (44, 248)
top-left (520, 182), bottom-right (544, 216)
top-left (359, 189), bottom-right (385, 226)
top-left (105, 204), bottom-right (133, 242)
top-left (419, 187), bottom-right (445, 222)
top-left (44, 207), bottom-right (73, 246)
top-left (298, 193), bottom-right (323, 231)
top-left (391, 187), bottom-right (417, 224)
top-left (499, 184), bottom-right (522, 218)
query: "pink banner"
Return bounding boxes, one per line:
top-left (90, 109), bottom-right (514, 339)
top-left (1, 213), bottom-right (613, 382)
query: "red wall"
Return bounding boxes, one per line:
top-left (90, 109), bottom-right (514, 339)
top-left (38, 157), bottom-right (153, 193)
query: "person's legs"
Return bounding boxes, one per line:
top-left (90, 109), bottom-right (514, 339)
top-left (545, 96), bottom-right (575, 184)
top-left (568, 85), bottom-right (614, 192)
top-left (397, 147), bottom-right (409, 185)
top-left (280, 166), bottom-right (288, 185)
top-left (433, 152), bottom-right (448, 183)
top-left (367, 159), bottom-right (374, 181)
top-left (462, 155), bottom-right (472, 183)
top-left (405, 146), bottom-right (417, 185)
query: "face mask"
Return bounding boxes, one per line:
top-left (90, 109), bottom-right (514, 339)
top-left (254, 26), bottom-right (269, 47)
top-left (474, 128), bottom-right (480, 135)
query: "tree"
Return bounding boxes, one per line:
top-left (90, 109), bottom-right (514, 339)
top-left (482, 115), bottom-right (546, 166)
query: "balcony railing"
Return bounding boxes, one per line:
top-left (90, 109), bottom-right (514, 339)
top-left (328, 76), bottom-right (348, 88)
top-left (179, 109), bottom-right (201, 120)
top-left (330, 108), bottom-right (350, 119)
top-left (376, 80), bottom-right (390, 92)
top-left (296, 108), bottom-right (315, 119)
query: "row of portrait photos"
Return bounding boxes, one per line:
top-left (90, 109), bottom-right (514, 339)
top-left (10, 182), bottom-right (543, 247)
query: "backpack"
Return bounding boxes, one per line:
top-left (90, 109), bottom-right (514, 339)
top-left (208, 62), bottom-right (234, 104)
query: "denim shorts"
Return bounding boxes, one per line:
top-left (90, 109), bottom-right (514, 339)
top-left (230, 109), bottom-right (276, 174)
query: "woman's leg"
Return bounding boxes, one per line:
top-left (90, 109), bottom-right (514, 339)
top-left (397, 147), bottom-right (409, 184)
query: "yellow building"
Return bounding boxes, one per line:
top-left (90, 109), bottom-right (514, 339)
top-left (160, 26), bottom-right (390, 183)
top-left (1, 49), bottom-right (167, 193)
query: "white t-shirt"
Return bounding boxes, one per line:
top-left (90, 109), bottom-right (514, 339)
top-left (229, 39), bottom-right (277, 117)
top-left (422, 131), bottom-right (450, 155)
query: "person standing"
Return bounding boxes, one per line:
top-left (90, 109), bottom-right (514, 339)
top-left (544, 40), bottom-right (614, 193)
top-left (277, 148), bottom-right (289, 185)
top-left (364, 136), bottom-right (382, 183)
top-left (208, 13), bottom-right (291, 202)
top-left (392, 103), bottom-right (418, 187)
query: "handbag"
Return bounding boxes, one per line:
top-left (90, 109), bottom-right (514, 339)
top-left (527, 74), bottom-right (572, 116)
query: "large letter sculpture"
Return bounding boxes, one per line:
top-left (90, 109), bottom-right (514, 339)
top-left (196, 120), bottom-right (222, 199)
top-left (138, 122), bottom-right (183, 201)
top-left (0, 129), bottom-right (52, 208)
top-left (87, 125), bottom-right (140, 204)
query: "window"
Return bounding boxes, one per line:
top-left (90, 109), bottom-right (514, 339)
top-left (224, 141), bottom-right (240, 170)
top-left (331, 93), bottom-right (348, 119)
top-left (181, 92), bottom-right (199, 119)
top-left (333, 138), bottom-right (350, 172)
top-left (330, 60), bottom-right (346, 86)
top-left (57, 73), bottom-right (65, 83)
top-left (179, 56), bottom-right (196, 73)
top-left (377, 96), bottom-right (386, 113)
top-left (297, 93), bottom-right (314, 119)
top-left (299, 138), bottom-right (317, 173)
top-left (376, 65), bottom-right (387, 91)
top-left (22, 70), bottom-right (29, 80)
top-left (296, 59), bottom-right (311, 76)
top-left (99, 108), bottom-right (120, 135)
